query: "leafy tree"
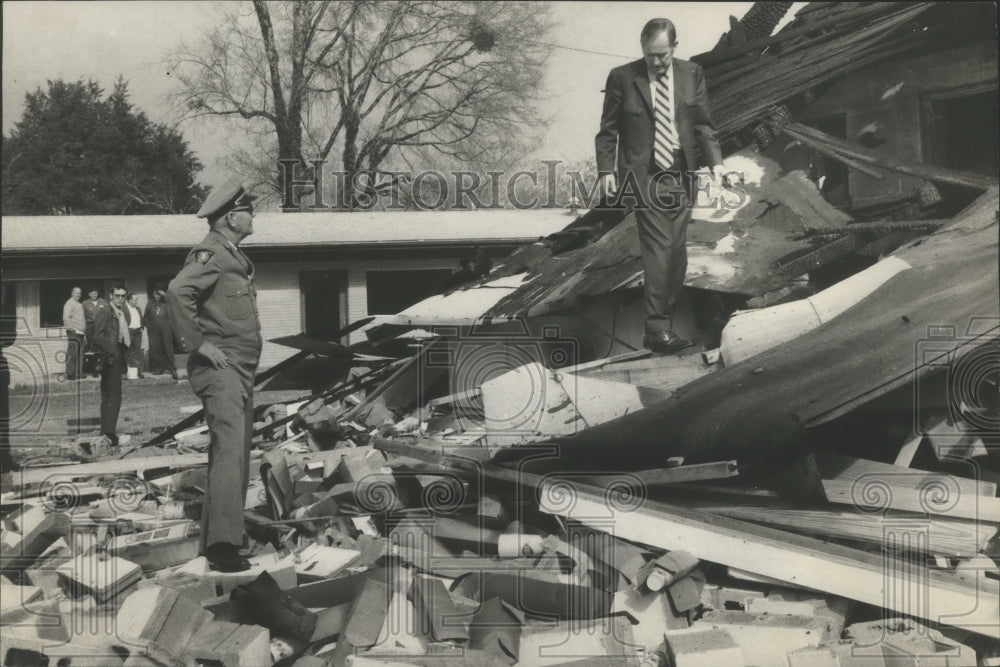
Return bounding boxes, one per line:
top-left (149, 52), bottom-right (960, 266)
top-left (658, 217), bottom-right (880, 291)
top-left (2, 78), bottom-right (206, 215)
top-left (168, 1), bottom-right (552, 208)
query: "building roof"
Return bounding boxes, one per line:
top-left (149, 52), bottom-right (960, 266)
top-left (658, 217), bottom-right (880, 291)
top-left (1, 209), bottom-right (582, 254)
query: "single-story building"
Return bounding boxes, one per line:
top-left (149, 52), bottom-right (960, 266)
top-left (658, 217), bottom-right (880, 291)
top-left (1, 209), bottom-right (579, 386)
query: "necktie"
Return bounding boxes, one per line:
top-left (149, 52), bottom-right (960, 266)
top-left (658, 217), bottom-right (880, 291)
top-left (654, 69), bottom-right (679, 170)
top-left (113, 306), bottom-right (130, 348)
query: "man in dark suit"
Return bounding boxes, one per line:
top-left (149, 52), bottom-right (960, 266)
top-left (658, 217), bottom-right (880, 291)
top-left (596, 18), bottom-right (723, 353)
top-left (92, 285), bottom-right (130, 446)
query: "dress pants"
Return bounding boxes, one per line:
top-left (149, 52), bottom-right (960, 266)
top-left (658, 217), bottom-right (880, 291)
top-left (65, 332), bottom-right (84, 380)
top-left (99, 349), bottom-right (125, 439)
top-left (188, 351), bottom-right (256, 551)
top-left (126, 329), bottom-right (143, 371)
top-left (634, 169), bottom-right (692, 334)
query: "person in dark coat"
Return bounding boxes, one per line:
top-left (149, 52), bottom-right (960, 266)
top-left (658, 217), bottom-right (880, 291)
top-left (91, 285), bottom-right (130, 446)
top-left (82, 288), bottom-right (107, 377)
top-left (145, 287), bottom-right (177, 379)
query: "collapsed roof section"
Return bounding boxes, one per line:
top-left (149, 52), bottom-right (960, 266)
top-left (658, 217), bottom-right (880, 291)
top-left (364, 1), bottom-right (997, 333)
top-left (554, 187), bottom-right (999, 465)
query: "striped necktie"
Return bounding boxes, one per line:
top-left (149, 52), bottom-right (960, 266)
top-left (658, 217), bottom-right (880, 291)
top-left (654, 69), bottom-right (679, 170)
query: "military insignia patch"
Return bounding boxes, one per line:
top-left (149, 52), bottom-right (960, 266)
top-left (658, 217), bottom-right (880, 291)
top-left (194, 250), bottom-right (214, 264)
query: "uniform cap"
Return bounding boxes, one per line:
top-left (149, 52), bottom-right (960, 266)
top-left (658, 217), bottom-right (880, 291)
top-left (196, 175), bottom-right (257, 219)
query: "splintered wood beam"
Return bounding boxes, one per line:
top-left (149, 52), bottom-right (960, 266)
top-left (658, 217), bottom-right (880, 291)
top-left (538, 481), bottom-right (1000, 638)
top-left (774, 233), bottom-right (869, 277)
top-left (776, 125), bottom-right (887, 179)
top-left (780, 122), bottom-right (996, 191)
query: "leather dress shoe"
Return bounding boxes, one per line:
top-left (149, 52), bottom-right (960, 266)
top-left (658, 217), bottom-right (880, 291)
top-left (643, 331), bottom-right (696, 354)
top-left (205, 542), bottom-right (252, 573)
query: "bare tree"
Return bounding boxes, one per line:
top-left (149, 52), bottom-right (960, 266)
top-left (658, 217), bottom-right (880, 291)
top-left (168, 1), bottom-right (553, 208)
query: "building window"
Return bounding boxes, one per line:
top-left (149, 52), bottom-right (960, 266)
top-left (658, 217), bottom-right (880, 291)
top-left (300, 271), bottom-right (348, 341)
top-left (927, 88), bottom-right (999, 176)
top-left (38, 279), bottom-right (122, 328)
top-left (39, 280), bottom-right (83, 328)
top-left (366, 269), bottom-right (452, 316)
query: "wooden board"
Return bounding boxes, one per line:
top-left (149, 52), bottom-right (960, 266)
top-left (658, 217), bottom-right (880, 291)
top-left (678, 497), bottom-right (996, 558)
top-left (817, 454), bottom-right (1000, 521)
top-left (16, 453), bottom-right (211, 486)
top-left (538, 481), bottom-right (1000, 638)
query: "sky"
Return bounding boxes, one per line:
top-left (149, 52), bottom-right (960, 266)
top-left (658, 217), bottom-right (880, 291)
top-left (2, 1), bottom-right (803, 187)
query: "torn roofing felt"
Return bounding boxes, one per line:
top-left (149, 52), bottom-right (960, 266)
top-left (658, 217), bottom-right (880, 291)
top-left (367, 151), bottom-right (852, 330)
top-left (549, 188), bottom-right (999, 466)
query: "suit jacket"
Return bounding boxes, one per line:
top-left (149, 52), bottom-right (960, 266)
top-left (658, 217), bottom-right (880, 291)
top-left (596, 58), bottom-right (723, 183)
top-left (92, 304), bottom-right (125, 357)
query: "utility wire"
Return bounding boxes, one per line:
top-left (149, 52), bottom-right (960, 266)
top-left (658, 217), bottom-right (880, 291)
top-left (523, 39), bottom-right (632, 59)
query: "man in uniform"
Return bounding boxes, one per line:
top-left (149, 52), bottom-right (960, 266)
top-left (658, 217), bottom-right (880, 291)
top-left (167, 176), bottom-right (261, 572)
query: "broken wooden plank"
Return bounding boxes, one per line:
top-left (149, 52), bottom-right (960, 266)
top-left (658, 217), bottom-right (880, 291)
top-left (781, 121), bottom-right (996, 191)
top-left (15, 453), bottom-right (213, 487)
top-left (677, 498), bottom-right (996, 558)
top-left (816, 454), bottom-right (1000, 521)
top-left (538, 480), bottom-right (1000, 638)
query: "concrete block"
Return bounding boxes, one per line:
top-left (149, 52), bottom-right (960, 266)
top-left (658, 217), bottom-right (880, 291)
top-left (664, 627), bottom-right (745, 667)
top-left (107, 522), bottom-right (199, 573)
top-left (184, 620), bottom-right (271, 667)
top-left (700, 583), bottom-right (766, 612)
top-left (56, 553), bottom-right (143, 604)
top-left (747, 592), bottom-right (850, 639)
top-left (117, 585), bottom-right (212, 665)
top-left (845, 619), bottom-right (977, 666)
top-left (667, 575), bottom-right (703, 613)
top-left (693, 610), bottom-right (833, 667)
top-left (613, 587), bottom-right (688, 648)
